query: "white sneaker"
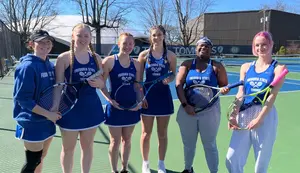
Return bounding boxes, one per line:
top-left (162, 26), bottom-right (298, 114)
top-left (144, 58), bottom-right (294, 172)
top-left (142, 163), bottom-right (151, 173)
top-left (158, 162), bottom-right (166, 173)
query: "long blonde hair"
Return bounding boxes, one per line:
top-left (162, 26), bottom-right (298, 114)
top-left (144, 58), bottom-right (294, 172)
top-left (69, 23), bottom-right (99, 83)
top-left (117, 32), bottom-right (134, 45)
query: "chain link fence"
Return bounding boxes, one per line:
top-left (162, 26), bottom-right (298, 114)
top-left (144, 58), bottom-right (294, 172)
top-left (0, 20), bottom-right (22, 77)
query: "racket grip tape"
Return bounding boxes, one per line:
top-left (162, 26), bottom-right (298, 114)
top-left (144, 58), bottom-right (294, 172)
top-left (227, 80), bottom-right (244, 89)
top-left (86, 69), bottom-right (103, 81)
top-left (270, 68), bottom-right (289, 87)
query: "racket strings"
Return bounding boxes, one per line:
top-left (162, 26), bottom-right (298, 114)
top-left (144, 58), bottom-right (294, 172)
top-left (38, 85), bottom-right (78, 115)
top-left (186, 87), bottom-right (214, 108)
top-left (237, 105), bottom-right (262, 129)
top-left (38, 89), bottom-right (55, 110)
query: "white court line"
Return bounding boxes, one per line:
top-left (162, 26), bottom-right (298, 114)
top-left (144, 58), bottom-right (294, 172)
top-left (285, 81), bottom-right (300, 86)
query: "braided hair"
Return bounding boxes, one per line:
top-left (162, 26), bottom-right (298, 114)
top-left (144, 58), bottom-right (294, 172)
top-left (69, 23), bottom-right (100, 83)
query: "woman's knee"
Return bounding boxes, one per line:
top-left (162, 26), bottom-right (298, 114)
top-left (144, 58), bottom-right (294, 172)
top-left (110, 137), bottom-right (121, 148)
top-left (62, 142), bottom-right (76, 155)
top-left (157, 125), bottom-right (169, 141)
top-left (121, 136), bottom-right (132, 146)
top-left (141, 131), bottom-right (152, 141)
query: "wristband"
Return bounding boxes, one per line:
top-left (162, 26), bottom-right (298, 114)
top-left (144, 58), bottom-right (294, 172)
top-left (182, 102), bottom-right (187, 108)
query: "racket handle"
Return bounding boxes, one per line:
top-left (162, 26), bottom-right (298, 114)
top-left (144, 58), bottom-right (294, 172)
top-left (270, 68), bottom-right (289, 87)
top-left (227, 80), bottom-right (244, 89)
top-left (157, 72), bottom-right (174, 82)
top-left (163, 72), bottom-right (174, 79)
top-left (86, 69), bottom-right (103, 81)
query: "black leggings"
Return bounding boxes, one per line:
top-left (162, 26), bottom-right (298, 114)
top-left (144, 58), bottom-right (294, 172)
top-left (20, 149), bottom-right (43, 173)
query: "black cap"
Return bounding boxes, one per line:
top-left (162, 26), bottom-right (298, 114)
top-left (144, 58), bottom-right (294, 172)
top-left (29, 30), bottom-right (55, 42)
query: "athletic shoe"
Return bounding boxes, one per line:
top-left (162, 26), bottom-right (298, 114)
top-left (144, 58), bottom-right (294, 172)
top-left (181, 167), bottom-right (194, 173)
top-left (158, 161), bottom-right (166, 173)
top-left (142, 162), bottom-right (151, 173)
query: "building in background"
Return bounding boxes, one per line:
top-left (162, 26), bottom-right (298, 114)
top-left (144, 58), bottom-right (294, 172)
top-left (200, 10), bottom-right (300, 54)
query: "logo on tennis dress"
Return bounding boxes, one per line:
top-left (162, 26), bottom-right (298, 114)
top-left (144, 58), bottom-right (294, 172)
top-left (118, 72), bottom-right (135, 85)
top-left (249, 81), bottom-right (263, 92)
top-left (79, 71), bottom-right (92, 78)
top-left (192, 80), bottom-right (205, 85)
top-left (150, 63), bottom-right (165, 76)
top-left (121, 76), bottom-right (133, 83)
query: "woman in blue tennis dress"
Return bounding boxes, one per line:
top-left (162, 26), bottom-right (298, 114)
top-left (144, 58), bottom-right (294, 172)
top-left (138, 25), bottom-right (177, 173)
top-left (55, 23), bottom-right (105, 173)
top-left (101, 32), bottom-right (141, 173)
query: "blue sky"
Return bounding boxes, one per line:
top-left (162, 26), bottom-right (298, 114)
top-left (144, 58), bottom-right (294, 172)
top-left (209, 0), bottom-right (293, 12)
top-left (58, 0), bottom-right (299, 33)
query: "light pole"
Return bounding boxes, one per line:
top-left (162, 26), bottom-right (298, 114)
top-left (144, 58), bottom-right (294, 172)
top-left (260, 10), bottom-right (269, 31)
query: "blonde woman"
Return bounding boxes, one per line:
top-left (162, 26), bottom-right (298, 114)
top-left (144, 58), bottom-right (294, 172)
top-left (102, 33), bottom-right (141, 173)
top-left (55, 23), bottom-right (105, 173)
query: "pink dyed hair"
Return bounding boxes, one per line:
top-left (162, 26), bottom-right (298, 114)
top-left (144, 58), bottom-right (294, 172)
top-left (252, 31), bottom-right (274, 56)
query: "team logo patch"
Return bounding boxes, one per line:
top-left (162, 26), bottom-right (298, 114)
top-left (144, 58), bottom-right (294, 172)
top-left (249, 81), bottom-right (263, 88)
top-left (79, 71), bottom-right (92, 78)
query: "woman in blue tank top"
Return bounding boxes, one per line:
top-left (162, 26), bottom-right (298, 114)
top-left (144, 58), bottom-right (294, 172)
top-left (176, 37), bottom-right (229, 173)
top-left (226, 31), bottom-right (287, 173)
top-left (55, 24), bottom-right (105, 173)
top-left (138, 25), bottom-right (177, 173)
top-left (101, 33), bottom-right (141, 173)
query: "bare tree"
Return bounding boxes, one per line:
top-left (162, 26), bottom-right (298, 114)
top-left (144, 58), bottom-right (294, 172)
top-left (73, 0), bottom-right (132, 54)
top-left (164, 24), bottom-right (181, 45)
top-left (0, 0), bottom-right (59, 52)
top-left (136, 0), bottom-right (172, 29)
top-left (172, 0), bottom-right (214, 46)
top-left (260, 0), bottom-right (287, 11)
top-left (136, 0), bottom-right (182, 45)
top-left (260, 0), bottom-right (300, 14)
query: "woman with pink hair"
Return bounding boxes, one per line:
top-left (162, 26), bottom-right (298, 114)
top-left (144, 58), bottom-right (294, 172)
top-left (225, 31), bottom-right (287, 173)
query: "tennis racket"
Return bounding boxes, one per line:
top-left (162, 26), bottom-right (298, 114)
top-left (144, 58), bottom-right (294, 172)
top-left (32, 69), bottom-right (103, 122)
top-left (114, 72), bottom-right (174, 110)
top-left (185, 81), bottom-right (244, 113)
top-left (227, 68), bottom-right (288, 130)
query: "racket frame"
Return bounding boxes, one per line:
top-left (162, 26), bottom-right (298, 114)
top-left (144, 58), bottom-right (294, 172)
top-left (186, 81), bottom-right (244, 113)
top-left (38, 69), bottom-right (103, 117)
top-left (227, 68), bottom-right (289, 130)
top-left (115, 72), bottom-right (174, 110)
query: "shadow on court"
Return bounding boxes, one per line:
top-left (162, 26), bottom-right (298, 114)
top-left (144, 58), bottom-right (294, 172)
top-left (0, 96), bottom-right (13, 100)
top-left (150, 169), bottom-right (181, 173)
top-left (0, 126), bottom-right (110, 145)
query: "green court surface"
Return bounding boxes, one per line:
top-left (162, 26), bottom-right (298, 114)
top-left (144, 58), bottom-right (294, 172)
top-left (1, 68), bottom-right (300, 173)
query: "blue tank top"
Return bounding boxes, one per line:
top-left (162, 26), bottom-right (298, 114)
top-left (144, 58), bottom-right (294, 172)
top-left (144, 50), bottom-right (169, 85)
top-left (185, 59), bottom-right (218, 90)
top-left (109, 54), bottom-right (137, 107)
top-left (243, 60), bottom-right (277, 105)
top-left (65, 54), bottom-right (99, 96)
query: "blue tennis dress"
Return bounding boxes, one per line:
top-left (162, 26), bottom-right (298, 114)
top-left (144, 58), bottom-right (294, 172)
top-left (104, 55), bottom-right (141, 127)
top-left (141, 51), bottom-right (174, 116)
top-left (56, 54), bottom-right (105, 131)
